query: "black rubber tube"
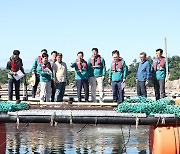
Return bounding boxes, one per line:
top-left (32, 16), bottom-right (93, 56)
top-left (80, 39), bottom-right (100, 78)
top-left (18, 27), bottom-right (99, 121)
top-left (0, 115), bottom-right (179, 125)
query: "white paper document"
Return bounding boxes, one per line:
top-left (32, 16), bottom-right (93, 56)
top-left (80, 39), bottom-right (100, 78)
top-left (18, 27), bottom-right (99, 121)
top-left (13, 70), bottom-right (24, 81)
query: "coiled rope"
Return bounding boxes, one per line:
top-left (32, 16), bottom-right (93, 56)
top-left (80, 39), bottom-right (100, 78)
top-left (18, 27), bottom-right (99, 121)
top-left (117, 97), bottom-right (180, 118)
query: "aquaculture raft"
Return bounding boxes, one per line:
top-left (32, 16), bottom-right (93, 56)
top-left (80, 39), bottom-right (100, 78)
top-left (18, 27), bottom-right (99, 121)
top-left (0, 97), bottom-right (180, 154)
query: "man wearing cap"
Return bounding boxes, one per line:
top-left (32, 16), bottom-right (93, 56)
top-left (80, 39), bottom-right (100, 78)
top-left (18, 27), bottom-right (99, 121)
top-left (6, 50), bottom-right (25, 102)
top-left (53, 53), bottom-right (68, 102)
top-left (88, 48), bottom-right (106, 103)
top-left (31, 49), bottom-right (48, 98)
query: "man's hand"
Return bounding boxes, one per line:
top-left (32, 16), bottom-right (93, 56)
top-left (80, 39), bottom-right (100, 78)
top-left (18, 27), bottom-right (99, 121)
top-left (145, 81), bottom-right (149, 86)
top-left (14, 72), bottom-right (17, 76)
top-left (54, 80), bottom-right (56, 85)
top-left (108, 79), bottom-right (111, 85)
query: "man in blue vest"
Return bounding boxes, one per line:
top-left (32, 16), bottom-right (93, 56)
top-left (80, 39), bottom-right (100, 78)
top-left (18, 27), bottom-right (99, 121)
top-left (136, 52), bottom-right (151, 97)
top-left (152, 48), bottom-right (167, 100)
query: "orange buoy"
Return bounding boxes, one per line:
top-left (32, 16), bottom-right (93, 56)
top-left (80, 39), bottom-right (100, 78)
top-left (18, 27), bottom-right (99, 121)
top-left (0, 123), bottom-right (6, 154)
top-left (149, 125), bottom-right (180, 154)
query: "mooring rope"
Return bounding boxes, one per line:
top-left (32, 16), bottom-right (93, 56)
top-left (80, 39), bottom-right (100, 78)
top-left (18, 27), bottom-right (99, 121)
top-left (120, 125), bottom-right (131, 154)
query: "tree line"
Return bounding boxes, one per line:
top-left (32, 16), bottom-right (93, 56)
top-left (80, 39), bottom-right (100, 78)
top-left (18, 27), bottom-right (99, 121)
top-left (0, 55), bottom-right (179, 87)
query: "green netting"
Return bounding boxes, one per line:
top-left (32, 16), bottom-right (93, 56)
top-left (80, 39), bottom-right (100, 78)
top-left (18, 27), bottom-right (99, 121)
top-left (0, 102), bottom-right (30, 113)
top-left (116, 97), bottom-right (180, 118)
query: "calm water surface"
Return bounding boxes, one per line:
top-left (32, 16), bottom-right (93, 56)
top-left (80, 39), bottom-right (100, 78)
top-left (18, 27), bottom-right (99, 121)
top-left (3, 123), bottom-right (149, 154)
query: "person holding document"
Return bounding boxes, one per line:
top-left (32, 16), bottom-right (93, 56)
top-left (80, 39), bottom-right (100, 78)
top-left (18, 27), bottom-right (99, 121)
top-left (6, 50), bottom-right (25, 102)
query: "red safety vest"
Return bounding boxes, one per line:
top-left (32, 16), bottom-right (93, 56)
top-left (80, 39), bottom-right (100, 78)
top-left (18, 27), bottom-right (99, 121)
top-left (76, 59), bottom-right (87, 71)
top-left (91, 55), bottom-right (101, 66)
top-left (112, 57), bottom-right (123, 72)
top-left (153, 57), bottom-right (165, 70)
top-left (10, 58), bottom-right (22, 72)
top-left (38, 56), bottom-right (42, 64)
top-left (42, 62), bottom-right (51, 71)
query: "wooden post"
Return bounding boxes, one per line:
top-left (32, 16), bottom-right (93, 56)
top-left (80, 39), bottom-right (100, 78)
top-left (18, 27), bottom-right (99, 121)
top-left (164, 37), bottom-right (170, 97)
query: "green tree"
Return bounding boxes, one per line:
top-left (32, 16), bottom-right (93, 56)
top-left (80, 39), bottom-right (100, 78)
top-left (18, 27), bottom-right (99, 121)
top-left (0, 69), bottom-right (8, 84)
top-left (126, 59), bottom-right (138, 87)
top-left (168, 55), bottom-right (180, 80)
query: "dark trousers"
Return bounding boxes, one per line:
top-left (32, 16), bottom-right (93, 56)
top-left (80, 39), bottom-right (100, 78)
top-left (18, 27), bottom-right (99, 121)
top-left (137, 81), bottom-right (147, 97)
top-left (112, 81), bottom-right (123, 103)
top-left (51, 80), bottom-right (55, 102)
top-left (8, 78), bottom-right (20, 101)
top-left (154, 79), bottom-right (165, 100)
top-left (76, 79), bottom-right (89, 102)
top-left (32, 74), bottom-right (40, 98)
top-left (54, 82), bottom-right (66, 102)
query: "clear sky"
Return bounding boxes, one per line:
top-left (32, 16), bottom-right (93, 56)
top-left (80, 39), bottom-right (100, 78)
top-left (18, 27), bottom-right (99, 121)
top-left (0, 0), bottom-right (180, 70)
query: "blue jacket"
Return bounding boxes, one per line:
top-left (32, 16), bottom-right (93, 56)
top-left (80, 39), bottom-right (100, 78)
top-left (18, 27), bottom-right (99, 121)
top-left (136, 60), bottom-right (151, 82)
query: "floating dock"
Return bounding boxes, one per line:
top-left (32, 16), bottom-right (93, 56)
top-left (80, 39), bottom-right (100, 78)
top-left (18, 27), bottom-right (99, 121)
top-left (0, 109), bottom-right (179, 126)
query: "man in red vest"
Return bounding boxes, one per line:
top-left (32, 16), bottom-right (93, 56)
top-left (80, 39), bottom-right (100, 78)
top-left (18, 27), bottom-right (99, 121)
top-left (152, 48), bottom-right (167, 100)
top-left (109, 50), bottom-right (127, 104)
top-left (31, 49), bottom-right (48, 98)
top-left (6, 50), bottom-right (25, 103)
top-left (71, 51), bottom-right (89, 102)
top-left (88, 48), bottom-right (106, 103)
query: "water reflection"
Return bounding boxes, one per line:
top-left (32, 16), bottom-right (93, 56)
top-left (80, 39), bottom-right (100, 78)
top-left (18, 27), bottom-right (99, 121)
top-left (5, 123), bottom-right (149, 153)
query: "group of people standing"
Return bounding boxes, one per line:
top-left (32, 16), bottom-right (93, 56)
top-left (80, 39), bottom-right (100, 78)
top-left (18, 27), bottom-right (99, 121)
top-left (6, 48), bottom-right (167, 103)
